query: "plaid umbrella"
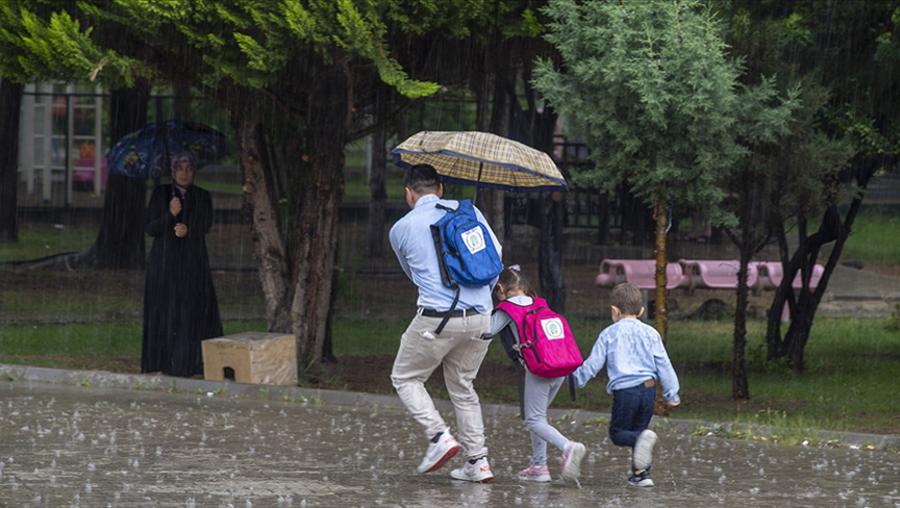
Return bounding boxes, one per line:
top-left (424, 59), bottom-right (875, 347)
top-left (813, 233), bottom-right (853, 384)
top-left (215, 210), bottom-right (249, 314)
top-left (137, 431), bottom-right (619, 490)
top-left (391, 131), bottom-right (567, 193)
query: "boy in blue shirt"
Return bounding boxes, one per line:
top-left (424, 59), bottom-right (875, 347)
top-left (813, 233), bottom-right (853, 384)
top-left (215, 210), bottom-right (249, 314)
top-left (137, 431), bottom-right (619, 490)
top-left (572, 282), bottom-right (680, 487)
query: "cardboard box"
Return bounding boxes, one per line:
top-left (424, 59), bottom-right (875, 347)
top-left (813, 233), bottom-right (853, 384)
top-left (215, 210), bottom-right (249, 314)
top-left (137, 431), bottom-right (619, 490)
top-left (201, 332), bottom-right (297, 386)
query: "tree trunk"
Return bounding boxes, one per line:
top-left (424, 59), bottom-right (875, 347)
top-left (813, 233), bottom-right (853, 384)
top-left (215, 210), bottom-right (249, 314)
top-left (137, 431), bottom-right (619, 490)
top-left (654, 201), bottom-right (668, 342)
top-left (539, 191), bottom-right (566, 312)
top-left (765, 221), bottom-right (793, 359)
top-left (781, 203), bottom-right (858, 373)
top-left (290, 69), bottom-right (348, 375)
top-left (291, 143), bottom-right (344, 373)
top-left (366, 88), bottom-right (387, 257)
top-left (0, 78), bottom-right (23, 243)
top-left (91, 84), bottom-right (151, 269)
top-left (765, 156), bottom-right (883, 373)
top-left (320, 262), bottom-right (339, 364)
top-left (230, 79), bottom-right (347, 376)
top-left (173, 77), bottom-right (191, 121)
top-left (506, 63), bottom-right (565, 312)
top-left (232, 102), bottom-right (293, 332)
top-left (786, 306), bottom-right (813, 372)
top-left (733, 250), bottom-right (751, 399)
top-left (597, 191), bottom-right (610, 245)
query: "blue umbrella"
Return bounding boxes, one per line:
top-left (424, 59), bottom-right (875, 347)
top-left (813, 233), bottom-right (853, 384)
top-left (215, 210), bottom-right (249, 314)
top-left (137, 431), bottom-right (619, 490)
top-left (107, 120), bottom-right (228, 179)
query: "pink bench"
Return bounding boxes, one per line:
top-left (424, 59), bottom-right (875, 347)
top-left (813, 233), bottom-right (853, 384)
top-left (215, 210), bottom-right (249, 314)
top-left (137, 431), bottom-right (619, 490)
top-left (594, 258), bottom-right (825, 322)
top-left (595, 259), bottom-right (687, 290)
top-left (679, 259), bottom-right (760, 290)
top-left (759, 262), bottom-right (824, 290)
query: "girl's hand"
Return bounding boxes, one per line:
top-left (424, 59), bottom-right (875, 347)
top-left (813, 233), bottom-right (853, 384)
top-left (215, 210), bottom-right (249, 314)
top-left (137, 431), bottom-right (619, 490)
top-left (169, 197), bottom-right (182, 216)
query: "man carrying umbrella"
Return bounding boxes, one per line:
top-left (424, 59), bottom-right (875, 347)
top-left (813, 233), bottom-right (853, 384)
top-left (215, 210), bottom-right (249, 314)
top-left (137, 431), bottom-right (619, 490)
top-left (389, 163), bottom-right (502, 483)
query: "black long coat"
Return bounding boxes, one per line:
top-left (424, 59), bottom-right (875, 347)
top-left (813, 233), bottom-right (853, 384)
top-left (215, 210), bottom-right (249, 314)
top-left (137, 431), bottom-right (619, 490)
top-left (141, 184), bottom-right (223, 377)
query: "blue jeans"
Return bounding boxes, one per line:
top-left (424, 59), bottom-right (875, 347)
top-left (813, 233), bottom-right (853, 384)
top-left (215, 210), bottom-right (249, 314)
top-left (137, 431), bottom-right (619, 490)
top-left (609, 383), bottom-right (655, 448)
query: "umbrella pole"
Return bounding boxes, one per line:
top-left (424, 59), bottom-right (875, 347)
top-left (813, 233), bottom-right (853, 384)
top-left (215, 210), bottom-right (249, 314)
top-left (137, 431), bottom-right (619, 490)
top-left (473, 161), bottom-right (484, 206)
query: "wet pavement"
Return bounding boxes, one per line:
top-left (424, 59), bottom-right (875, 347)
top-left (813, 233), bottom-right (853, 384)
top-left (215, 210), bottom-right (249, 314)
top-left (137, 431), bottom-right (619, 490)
top-left (1, 381), bottom-right (898, 507)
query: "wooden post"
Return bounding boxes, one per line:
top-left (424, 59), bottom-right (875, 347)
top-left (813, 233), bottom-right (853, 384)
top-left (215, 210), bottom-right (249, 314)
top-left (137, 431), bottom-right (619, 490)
top-left (93, 84), bottom-right (103, 196)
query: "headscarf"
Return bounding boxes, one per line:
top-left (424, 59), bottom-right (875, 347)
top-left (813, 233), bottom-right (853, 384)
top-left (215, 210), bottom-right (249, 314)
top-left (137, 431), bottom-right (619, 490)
top-left (170, 152), bottom-right (196, 197)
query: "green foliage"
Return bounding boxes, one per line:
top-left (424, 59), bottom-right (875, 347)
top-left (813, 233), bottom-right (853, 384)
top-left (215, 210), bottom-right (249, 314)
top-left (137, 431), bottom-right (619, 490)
top-left (331, 0), bottom-right (440, 98)
top-left (782, 12), bottom-right (812, 46)
top-left (533, 0), bottom-right (751, 218)
top-left (0, 1), bottom-right (136, 85)
top-left (779, 0), bottom-right (900, 159)
top-left (501, 7), bottom-right (543, 38)
top-left (2, 0), bottom-right (502, 98)
top-left (723, 1), bottom-right (889, 232)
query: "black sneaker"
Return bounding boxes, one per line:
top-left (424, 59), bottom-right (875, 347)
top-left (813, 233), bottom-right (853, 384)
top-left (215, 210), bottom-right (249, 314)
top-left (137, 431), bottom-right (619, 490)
top-left (628, 467), bottom-right (654, 487)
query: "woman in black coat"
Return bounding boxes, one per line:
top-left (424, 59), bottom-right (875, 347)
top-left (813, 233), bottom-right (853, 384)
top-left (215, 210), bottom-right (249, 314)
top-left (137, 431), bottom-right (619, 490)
top-left (141, 153), bottom-right (223, 377)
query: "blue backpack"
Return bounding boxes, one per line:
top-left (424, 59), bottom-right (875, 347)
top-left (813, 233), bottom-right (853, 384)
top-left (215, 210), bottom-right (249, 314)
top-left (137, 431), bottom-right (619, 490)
top-left (429, 199), bottom-right (502, 333)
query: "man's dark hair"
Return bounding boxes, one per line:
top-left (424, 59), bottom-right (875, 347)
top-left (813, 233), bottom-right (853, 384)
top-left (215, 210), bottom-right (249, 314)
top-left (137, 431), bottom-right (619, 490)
top-left (404, 164), bottom-right (442, 195)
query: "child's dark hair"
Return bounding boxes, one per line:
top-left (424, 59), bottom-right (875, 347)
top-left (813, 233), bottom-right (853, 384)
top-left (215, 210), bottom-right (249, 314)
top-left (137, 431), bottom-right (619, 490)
top-left (498, 265), bottom-right (535, 297)
top-left (404, 164), bottom-right (442, 195)
top-left (610, 282), bottom-right (643, 315)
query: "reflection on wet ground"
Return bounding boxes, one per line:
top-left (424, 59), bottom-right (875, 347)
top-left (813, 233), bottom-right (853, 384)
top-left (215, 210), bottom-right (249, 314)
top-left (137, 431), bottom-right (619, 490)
top-left (1, 381), bottom-right (897, 507)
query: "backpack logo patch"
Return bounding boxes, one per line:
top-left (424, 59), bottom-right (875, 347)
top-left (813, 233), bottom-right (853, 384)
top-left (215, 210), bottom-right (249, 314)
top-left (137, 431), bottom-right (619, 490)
top-left (541, 318), bottom-right (565, 340)
top-left (461, 227), bottom-right (486, 255)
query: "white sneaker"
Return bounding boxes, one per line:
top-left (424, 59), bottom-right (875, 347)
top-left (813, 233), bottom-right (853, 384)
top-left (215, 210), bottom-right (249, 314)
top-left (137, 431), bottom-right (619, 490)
top-left (416, 432), bottom-right (461, 474)
top-left (561, 441), bottom-right (586, 481)
top-left (633, 430), bottom-right (657, 472)
top-left (450, 456), bottom-right (494, 483)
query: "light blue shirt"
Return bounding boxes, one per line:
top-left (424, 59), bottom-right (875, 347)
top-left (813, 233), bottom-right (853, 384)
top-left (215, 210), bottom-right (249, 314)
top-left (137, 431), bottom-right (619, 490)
top-left (572, 318), bottom-right (680, 403)
top-left (389, 194), bottom-right (502, 315)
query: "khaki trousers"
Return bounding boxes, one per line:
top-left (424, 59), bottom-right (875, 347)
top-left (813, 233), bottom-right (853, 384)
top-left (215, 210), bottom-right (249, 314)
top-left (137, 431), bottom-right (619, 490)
top-left (391, 311), bottom-right (491, 458)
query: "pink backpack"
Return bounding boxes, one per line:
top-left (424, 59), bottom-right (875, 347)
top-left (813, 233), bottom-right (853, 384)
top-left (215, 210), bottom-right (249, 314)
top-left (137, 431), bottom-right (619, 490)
top-left (496, 297), bottom-right (583, 378)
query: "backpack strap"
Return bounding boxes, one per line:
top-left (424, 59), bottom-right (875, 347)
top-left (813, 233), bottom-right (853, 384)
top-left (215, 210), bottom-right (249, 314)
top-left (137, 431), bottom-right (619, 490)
top-left (516, 307), bottom-right (546, 364)
top-left (516, 362), bottom-right (526, 420)
top-left (433, 285), bottom-right (460, 335)
top-left (430, 224), bottom-right (452, 288)
top-left (567, 373), bottom-right (577, 402)
top-left (435, 201), bottom-right (458, 212)
top-left (430, 200), bottom-right (469, 335)
top-left (494, 310), bottom-right (522, 363)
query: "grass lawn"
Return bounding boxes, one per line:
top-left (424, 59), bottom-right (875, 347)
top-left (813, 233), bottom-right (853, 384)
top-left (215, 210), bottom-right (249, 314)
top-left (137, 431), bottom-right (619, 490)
top-left (842, 209), bottom-right (900, 265)
top-left (0, 224), bottom-right (96, 263)
top-left (2, 315), bottom-right (897, 436)
top-left (193, 179), bottom-right (243, 195)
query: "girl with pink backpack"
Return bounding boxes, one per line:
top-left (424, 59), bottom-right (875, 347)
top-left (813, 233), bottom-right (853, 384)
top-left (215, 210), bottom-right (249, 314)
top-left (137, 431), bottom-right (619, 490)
top-left (489, 265), bottom-right (587, 484)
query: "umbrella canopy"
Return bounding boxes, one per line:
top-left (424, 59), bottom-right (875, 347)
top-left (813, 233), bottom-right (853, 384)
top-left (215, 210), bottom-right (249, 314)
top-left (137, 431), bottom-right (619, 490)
top-left (391, 131), bottom-right (567, 192)
top-left (108, 120), bottom-right (228, 179)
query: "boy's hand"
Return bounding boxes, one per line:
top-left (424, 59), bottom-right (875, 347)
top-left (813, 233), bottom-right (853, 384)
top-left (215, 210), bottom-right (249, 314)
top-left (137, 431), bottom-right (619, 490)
top-left (666, 399), bottom-right (680, 408)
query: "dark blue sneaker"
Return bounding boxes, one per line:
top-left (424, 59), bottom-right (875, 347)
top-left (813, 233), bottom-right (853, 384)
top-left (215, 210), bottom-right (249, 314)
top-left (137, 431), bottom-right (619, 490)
top-left (628, 467), bottom-right (654, 487)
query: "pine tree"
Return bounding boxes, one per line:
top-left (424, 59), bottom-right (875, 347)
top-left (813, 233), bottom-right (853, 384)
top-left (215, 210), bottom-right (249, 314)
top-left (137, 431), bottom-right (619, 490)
top-left (533, 0), bottom-right (748, 341)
